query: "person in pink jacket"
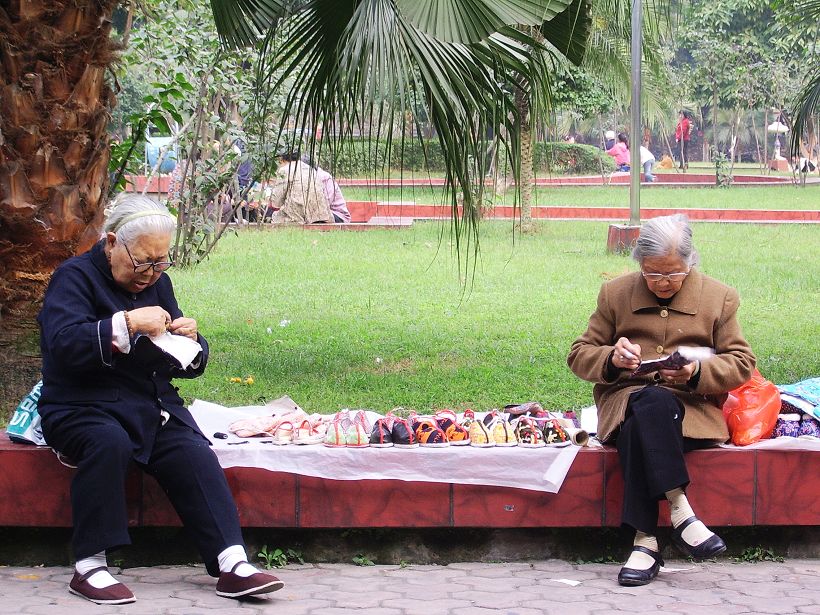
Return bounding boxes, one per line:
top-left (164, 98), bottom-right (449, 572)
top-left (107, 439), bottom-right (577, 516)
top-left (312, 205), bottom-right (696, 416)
top-left (606, 132), bottom-right (631, 171)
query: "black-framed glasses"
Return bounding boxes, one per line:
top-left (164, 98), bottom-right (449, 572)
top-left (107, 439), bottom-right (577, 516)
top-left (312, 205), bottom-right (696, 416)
top-left (641, 270), bottom-right (689, 283)
top-left (122, 241), bottom-right (174, 274)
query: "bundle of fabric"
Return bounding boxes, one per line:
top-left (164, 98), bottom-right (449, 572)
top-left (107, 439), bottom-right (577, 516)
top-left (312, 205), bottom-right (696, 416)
top-left (774, 378), bottom-right (820, 438)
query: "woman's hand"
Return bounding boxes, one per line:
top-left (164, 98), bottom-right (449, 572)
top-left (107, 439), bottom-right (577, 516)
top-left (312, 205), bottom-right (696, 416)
top-left (612, 337), bottom-right (642, 371)
top-left (127, 306), bottom-right (172, 338)
top-left (659, 361), bottom-right (699, 386)
top-left (168, 317), bottom-right (198, 341)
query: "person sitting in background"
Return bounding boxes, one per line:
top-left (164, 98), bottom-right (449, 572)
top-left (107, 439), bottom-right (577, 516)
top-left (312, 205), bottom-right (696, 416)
top-left (567, 214), bottom-right (755, 588)
top-left (315, 165), bottom-right (351, 223)
top-left (604, 130), bottom-right (616, 151)
top-left (606, 133), bottom-right (631, 172)
top-left (37, 194), bottom-right (284, 604)
top-left (269, 150), bottom-right (334, 224)
top-left (640, 146), bottom-right (656, 182)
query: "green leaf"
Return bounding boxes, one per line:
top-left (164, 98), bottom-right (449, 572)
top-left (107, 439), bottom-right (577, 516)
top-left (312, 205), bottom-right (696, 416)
top-left (395, 0), bottom-right (572, 42)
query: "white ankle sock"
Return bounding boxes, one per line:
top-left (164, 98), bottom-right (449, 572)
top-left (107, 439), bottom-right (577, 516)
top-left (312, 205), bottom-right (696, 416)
top-left (75, 552), bottom-right (118, 588)
top-left (666, 487), bottom-right (714, 546)
top-left (217, 545), bottom-right (258, 577)
top-left (624, 532), bottom-right (659, 570)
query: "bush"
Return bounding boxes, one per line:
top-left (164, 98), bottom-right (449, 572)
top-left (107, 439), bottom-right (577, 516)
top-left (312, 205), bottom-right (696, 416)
top-left (533, 142), bottom-right (615, 175)
top-left (318, 138), bottom-right (614, 176)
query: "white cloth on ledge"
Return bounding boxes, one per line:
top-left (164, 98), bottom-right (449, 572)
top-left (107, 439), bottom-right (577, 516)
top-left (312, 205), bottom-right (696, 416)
top-left (189, 400), bottom-right (581, 493)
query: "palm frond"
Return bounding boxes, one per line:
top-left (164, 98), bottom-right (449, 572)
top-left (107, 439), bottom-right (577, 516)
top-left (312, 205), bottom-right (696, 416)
top-left (396, 0), bottom-right (573, 42)
top-left (790, 73), bottom-right (820, 158)
top-left (251, 0), bottom-right (580, 269)
top-left (209, 0), bottom-right (288, 47)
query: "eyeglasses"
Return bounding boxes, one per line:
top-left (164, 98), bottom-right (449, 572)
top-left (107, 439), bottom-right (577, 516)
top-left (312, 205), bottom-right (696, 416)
top-left (122, 241), bottom-right (174, 274)
top-left (641, 270), bottom-right (689, 283)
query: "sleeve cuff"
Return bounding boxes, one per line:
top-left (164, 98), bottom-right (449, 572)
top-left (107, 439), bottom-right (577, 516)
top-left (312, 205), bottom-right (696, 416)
top-left (111, 311), bottom-right (132, 354)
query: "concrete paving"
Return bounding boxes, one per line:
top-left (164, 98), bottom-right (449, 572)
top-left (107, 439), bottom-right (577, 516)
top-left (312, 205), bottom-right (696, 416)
top-left (2, 559), bottom-right (819, 614)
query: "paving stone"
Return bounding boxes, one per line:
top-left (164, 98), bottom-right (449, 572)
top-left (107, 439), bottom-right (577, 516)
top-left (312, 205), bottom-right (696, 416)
top-left (2, 561), bottom-right (820, 614)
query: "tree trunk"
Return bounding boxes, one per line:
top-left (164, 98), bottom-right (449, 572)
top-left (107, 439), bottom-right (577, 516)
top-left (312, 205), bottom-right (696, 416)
top-left (515, 85), bottom-right (533, 231)
top-left (0, 0), bottom-right (118, 414)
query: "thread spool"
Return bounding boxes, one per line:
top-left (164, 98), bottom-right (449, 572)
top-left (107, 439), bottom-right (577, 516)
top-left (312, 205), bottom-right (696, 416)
top-left (564, 427), bottom-right (589, 447)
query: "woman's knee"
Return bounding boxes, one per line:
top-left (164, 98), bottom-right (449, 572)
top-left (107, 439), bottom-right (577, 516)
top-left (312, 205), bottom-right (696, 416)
top-left (629, 387), bottom-right (684, 421)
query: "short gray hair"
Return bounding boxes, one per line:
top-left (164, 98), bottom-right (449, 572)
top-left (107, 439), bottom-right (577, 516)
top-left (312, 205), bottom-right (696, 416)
top-left (632, 214), bottom-right (699, 266)
top-left (103, 194), bottom-right (176, 243)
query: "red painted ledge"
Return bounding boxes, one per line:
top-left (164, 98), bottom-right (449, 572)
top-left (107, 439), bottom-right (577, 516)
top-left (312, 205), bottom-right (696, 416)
top-left (1, 433), bottom-right (817, 529)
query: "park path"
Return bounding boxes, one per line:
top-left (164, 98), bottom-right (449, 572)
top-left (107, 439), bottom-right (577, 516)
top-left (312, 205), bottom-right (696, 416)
top-left (2, 558), bottom-right (819, 614)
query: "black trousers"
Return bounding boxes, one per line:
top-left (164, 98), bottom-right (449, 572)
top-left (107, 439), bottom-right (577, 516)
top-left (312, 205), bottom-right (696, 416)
top-left (678, 140), bottom-right (690, 167)
top-left (615, 386), bottom-right (711, 534)
top-left (45, 412), bottom-right (244, 576)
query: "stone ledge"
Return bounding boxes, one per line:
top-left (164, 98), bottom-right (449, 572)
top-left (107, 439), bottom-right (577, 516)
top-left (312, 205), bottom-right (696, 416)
top-left (2, 433), bottom-right (818, 529)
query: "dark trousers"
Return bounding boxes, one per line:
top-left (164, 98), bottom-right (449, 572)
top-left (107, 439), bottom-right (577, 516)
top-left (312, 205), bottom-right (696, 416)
top-left (678, 140), bottom-right (690, 168)
top-left (615, 386), bottom-right (711, 534)
top-left (45, 413), bottom-right (243, 576)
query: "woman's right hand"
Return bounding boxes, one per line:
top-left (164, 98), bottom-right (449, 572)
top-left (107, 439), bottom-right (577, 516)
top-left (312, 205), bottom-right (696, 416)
top-left (612, 337), bottom-right (642, 371)
top-left (126, 306), bottom-right (172, 338)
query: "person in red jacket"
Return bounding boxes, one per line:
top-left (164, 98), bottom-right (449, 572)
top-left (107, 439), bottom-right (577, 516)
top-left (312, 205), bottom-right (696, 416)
top-left (674, 111), bottom-right (692, 170)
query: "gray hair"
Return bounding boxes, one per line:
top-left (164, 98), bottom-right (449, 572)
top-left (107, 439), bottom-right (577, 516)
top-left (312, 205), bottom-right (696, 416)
top-left (632, 214), bottom-right (699, 266)
top-left (103, 194), bottom-right (176, 244)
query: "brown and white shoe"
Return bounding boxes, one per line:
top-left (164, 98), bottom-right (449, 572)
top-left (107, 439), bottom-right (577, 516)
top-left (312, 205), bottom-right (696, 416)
top-left (69, 567), bottom-right (136, 604)
top-left (216, 562), bottom-right (284, 598)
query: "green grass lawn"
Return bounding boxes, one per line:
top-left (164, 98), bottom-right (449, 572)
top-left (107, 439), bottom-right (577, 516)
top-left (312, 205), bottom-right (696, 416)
top-left (171, 220), bottom-right (820, 415)
top-left (343, 183), bottom-right (820, 210)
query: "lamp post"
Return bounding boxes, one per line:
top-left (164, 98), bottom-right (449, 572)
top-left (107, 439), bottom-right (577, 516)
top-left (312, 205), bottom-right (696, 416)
top-left (606, 0), bottom-right (643, 253)
top-left (629, 0), bottom-right (642, 226)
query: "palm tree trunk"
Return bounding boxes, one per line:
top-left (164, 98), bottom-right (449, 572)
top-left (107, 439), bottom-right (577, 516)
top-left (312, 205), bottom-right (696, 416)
top-left (0, 0), bottom-right (119, 413)
top-left (515, 85), bottom-right (533, 231)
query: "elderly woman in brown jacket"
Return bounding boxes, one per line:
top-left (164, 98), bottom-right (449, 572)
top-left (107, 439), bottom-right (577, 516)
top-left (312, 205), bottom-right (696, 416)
top-left (568, 214), bottom-right (755, 587)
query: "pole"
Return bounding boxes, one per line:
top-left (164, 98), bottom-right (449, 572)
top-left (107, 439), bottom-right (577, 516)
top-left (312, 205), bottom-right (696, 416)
top-left (629, 0), bottom-right (642, 226)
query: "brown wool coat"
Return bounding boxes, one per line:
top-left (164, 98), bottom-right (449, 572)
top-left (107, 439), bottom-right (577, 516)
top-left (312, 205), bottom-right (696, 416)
top-left (567, 269), bottom-right (756, 443)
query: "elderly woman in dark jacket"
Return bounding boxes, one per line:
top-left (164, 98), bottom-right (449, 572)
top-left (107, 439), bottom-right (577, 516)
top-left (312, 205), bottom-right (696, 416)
top-left (568, 214), bottom-right (755, 586)
top-left (38, 194), bottom-right (282, 605)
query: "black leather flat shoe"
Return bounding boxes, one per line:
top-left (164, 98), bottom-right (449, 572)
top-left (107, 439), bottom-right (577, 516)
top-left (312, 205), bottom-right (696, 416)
top-left (617, 545), bottom-right (663, 586)
top-left (671, 515), bottom-right (727, 560)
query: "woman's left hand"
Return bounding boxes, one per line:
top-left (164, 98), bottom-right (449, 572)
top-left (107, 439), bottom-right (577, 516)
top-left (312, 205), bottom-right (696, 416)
top-left (168, 317), bottom-right (198, 341)
top-left (659, 361), bottom-right (699, 386)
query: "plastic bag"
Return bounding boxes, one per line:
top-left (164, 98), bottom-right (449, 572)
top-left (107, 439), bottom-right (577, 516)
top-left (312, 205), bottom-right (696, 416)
top-left (722, 369), bottom-right (781, 446)
top-left (6, 380), bottom-right (47, 446)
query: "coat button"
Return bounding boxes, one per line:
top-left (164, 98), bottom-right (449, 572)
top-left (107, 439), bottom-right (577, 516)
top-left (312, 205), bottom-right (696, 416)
top-left (660, 309), bottom-right (669, 318)
top-left (656, 345), bottom-right (664, 354)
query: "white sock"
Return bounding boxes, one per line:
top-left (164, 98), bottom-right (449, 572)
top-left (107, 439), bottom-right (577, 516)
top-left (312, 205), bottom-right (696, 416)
top-left (624, 532), bottom-right (659, 570)
top-left (75, 552), bottom-right (118, 589)
top-left (217, 545), bottom-right (259, 577)
top-left (666, 487), bottom-right (714, 546)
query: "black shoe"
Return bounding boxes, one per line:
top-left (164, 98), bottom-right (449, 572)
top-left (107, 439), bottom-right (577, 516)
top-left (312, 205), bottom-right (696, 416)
top-left (671, 516), bottom-right (727, 560)
top-left (618, 545), bottom-right (663, 586)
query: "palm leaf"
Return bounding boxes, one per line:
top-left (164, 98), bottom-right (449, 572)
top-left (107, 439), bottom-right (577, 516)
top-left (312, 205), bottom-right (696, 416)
top-left (250, 0), bottom-right (580, 269)
top-left (790, 73), bottom-right (820, 159)
top-left (396, 0), bottom-right (572, 42)
top-left (209, 0), bottom-right (288, 47)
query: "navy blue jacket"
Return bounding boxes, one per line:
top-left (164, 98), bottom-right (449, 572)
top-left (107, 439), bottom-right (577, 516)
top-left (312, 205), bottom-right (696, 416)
top-left (37, 240), bottom-right (209, 462)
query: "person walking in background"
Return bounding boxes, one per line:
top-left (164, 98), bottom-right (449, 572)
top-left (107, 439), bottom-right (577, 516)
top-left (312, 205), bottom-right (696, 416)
top-left (674, 111), bottom-right (692, 170)
top-left (606, 133), bottom-right (631, 172)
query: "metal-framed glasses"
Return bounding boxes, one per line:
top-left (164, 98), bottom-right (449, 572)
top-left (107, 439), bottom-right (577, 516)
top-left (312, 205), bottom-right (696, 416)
top-left (641, 270), bottom-right (689, 283)
top-left (122, 241), bottom-right (174, 274)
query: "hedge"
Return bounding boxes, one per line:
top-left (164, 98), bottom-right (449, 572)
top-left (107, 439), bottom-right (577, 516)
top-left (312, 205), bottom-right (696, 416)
top-left (317, 139), bottom-right (615, 176)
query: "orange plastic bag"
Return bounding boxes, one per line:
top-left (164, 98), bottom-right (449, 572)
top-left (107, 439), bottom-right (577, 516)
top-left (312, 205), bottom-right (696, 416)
top-left (722, 369), bottom-right (781, 446)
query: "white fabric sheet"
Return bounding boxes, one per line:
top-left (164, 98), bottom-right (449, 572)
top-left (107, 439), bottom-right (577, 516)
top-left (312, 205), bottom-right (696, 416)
top-left (190, 400), bottom-right (581, 493)
top-left (719, 435), bottom-right (820, 451)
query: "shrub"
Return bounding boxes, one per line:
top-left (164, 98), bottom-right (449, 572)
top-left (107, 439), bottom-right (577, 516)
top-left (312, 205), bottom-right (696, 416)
top-left (533, 142), bottom-right (615, 175)
top-left (317, 138), bottom-right (614, 176)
